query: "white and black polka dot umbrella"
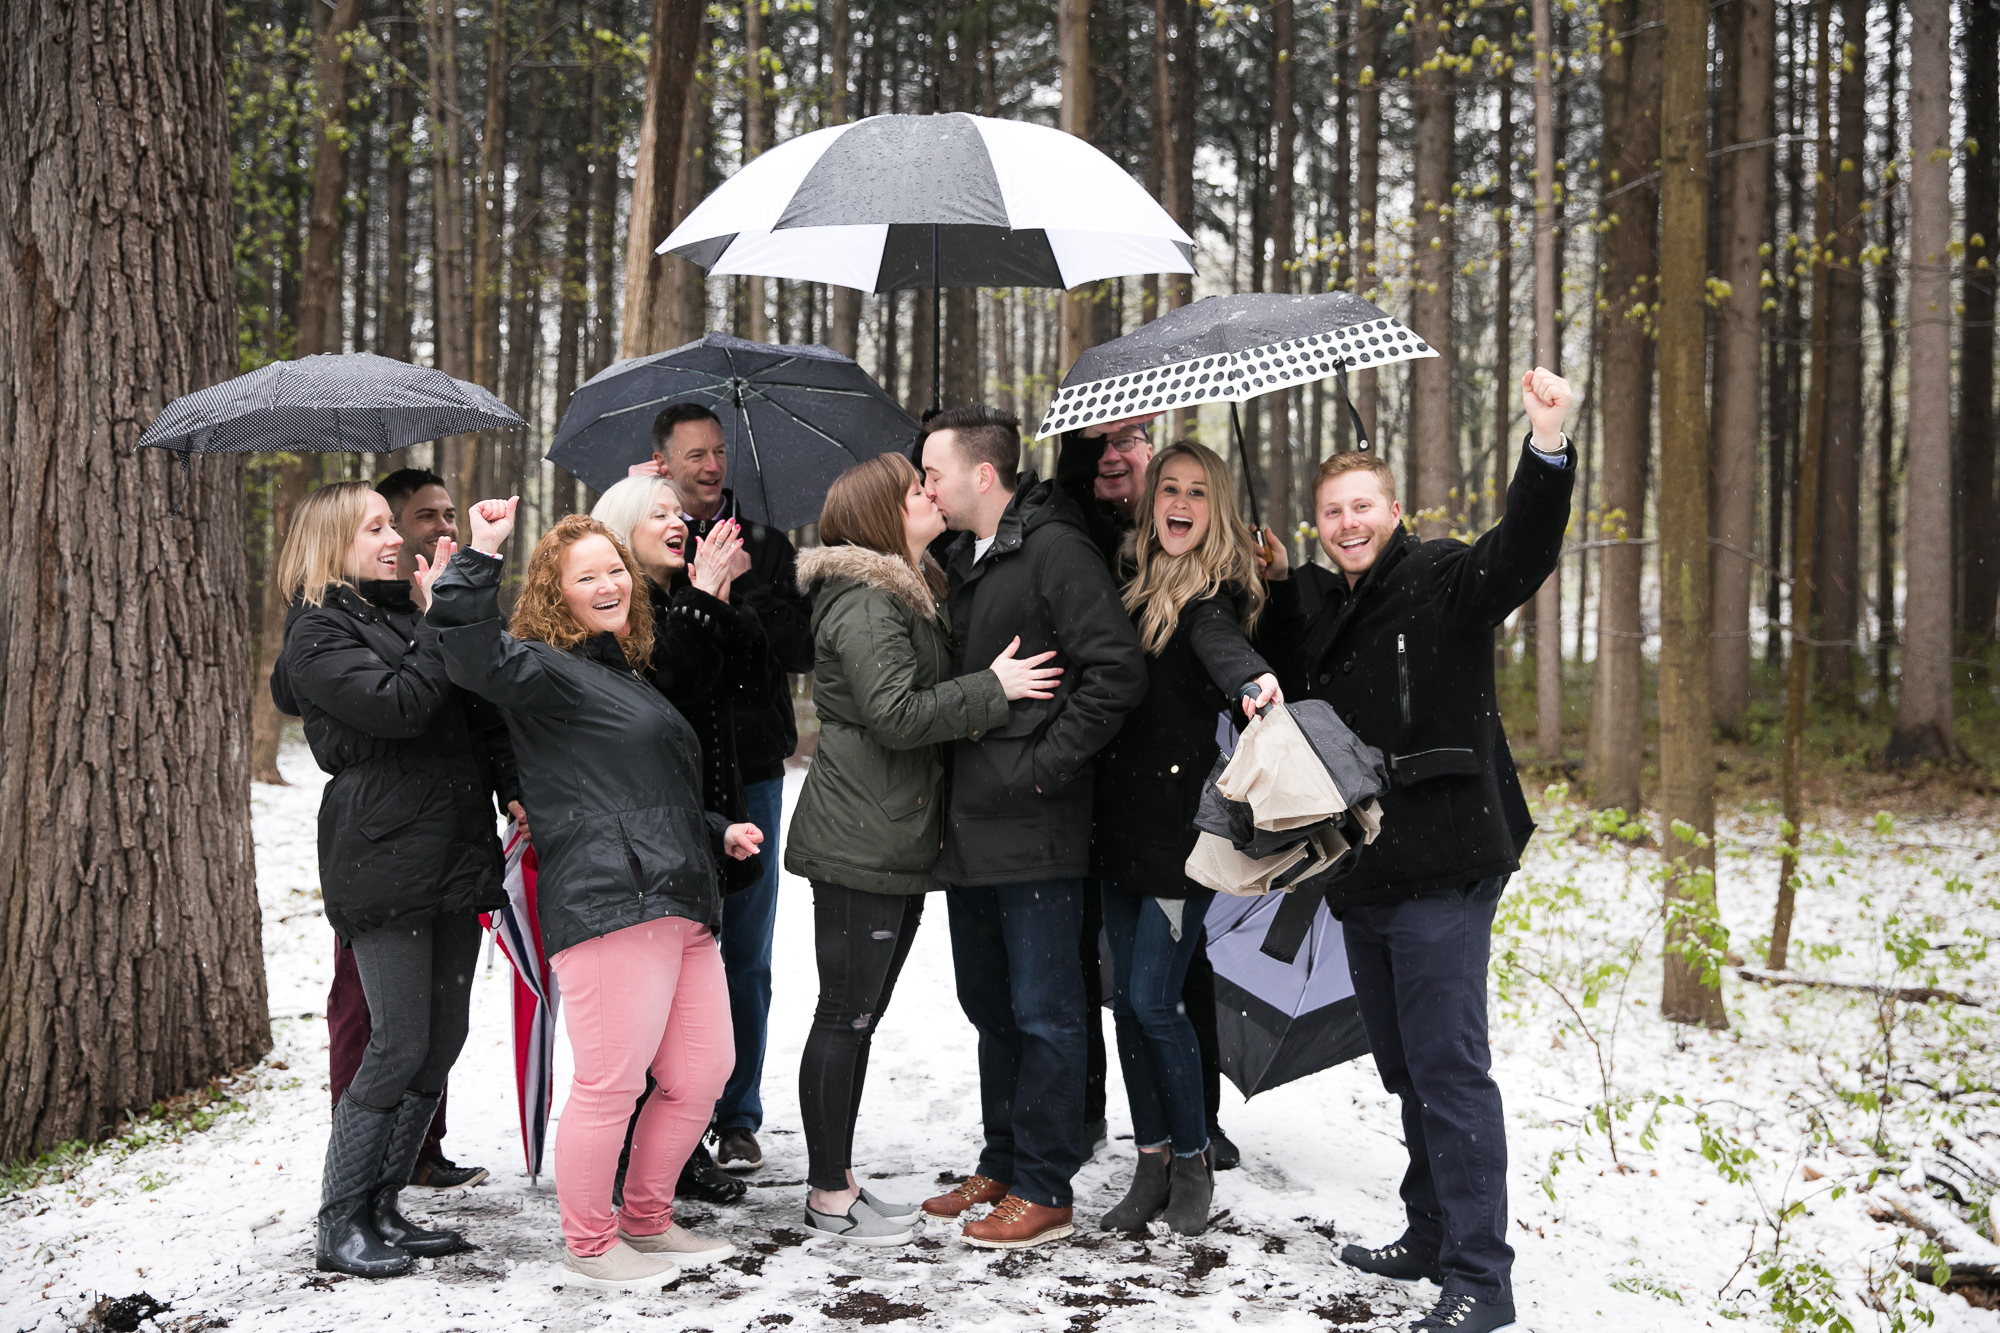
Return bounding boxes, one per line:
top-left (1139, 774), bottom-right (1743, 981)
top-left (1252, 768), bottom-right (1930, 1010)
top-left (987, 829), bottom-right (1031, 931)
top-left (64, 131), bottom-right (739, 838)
top-left (1033, 292), bottom-right (1438, 440)
top-left (659, 112), bottom-right (1193, 295)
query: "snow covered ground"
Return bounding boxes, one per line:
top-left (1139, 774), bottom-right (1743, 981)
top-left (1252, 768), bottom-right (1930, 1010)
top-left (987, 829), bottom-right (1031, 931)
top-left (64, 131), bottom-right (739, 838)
top-left (3, 743), bottom-right (1996, 1333)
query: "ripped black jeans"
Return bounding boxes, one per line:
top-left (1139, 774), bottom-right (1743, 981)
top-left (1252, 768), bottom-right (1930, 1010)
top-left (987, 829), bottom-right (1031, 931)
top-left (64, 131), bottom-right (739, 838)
top-left (798, 881), bottom-right (927, 1190)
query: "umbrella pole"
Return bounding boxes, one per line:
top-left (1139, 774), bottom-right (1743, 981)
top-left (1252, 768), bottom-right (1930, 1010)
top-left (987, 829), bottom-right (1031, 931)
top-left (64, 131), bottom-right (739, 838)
top-left (1337, 362), bottom-right (1372, 452)
top-left (1231, 402), bottom-right (1263, 531)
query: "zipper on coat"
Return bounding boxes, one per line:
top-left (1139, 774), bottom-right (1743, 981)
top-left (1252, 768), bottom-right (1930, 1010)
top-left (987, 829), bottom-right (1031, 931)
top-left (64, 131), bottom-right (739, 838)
top-left (1397, 634), bottom-right (1411, 725)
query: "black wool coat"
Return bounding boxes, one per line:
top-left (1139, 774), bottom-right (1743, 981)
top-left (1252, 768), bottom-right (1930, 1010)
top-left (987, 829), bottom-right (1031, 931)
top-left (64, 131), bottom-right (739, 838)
top-left (1260, 445), bottom-right (1575, 909)
top-left (429, 549), bottom-right (729, 956)
top-left (687, 490), bottom-right (813, 784)
top-left (1093, 588), bottom-right (1271, 898)
top-left (270, 580), bottom-right (516, 941)
top-left (645, 576), bottom-right (773, 893)
top-left (934, 474), bottom-right (1148, 887)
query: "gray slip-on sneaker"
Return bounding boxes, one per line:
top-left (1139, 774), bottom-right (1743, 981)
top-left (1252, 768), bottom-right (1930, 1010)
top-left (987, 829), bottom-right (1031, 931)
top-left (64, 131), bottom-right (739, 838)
top-left (858, 1189), bottom-right (922, 1226)
top-left (560, 1239), bottom-right (680, 1291)
top-left (804, 1201), bottom-right (917, 1247)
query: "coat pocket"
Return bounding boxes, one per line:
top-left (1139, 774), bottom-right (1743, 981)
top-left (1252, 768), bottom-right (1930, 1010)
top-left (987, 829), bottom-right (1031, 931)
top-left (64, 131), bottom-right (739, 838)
top-left (352, 771), bottom-right (430, 842)
top-left (1388, 747), bottom-right (1481, 786)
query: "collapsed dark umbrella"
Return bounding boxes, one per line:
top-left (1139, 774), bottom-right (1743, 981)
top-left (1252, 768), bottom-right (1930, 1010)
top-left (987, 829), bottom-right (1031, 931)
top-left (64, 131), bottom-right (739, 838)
top-left (1203, 892), bottom-right (1370, 1099)
top-left (658, 113), bottom-right (1192, 411)
top-left (545, 333), bottom-right (915, 532)
top-left (1032, 292), bottom-right (1439, 525)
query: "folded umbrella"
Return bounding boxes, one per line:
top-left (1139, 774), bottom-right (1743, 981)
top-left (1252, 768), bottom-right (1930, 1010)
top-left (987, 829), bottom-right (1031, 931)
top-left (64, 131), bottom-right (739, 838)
top-left (482, 823), bottom-right (560, 1181)
top-left (1204, 890), bottom-right (1370, 1099)
top-left (659, 112), bottom-right (1192, 410)
top-left (545, 333), bottom-right (915, 532)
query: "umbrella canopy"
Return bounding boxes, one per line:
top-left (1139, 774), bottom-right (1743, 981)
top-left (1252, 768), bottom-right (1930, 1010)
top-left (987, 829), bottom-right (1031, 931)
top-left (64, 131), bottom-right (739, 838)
top-left (483, 824), bottom-right (559, 1180)
top-left (545, 333), bottom-right (915, 532)
top-left (659, 112), bottom-right (1193, 294)
top-left (136, 352), bottom-right (522, 458)
top-left (1033, 292), bottom-right (1437, 440)
top-left (1204, 890), bottom-right (1370, 1099)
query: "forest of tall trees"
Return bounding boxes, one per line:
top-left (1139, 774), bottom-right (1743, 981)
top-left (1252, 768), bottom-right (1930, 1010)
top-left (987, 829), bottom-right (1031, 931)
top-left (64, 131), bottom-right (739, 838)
top-left (3, 0), bottom-right (1999, 1155)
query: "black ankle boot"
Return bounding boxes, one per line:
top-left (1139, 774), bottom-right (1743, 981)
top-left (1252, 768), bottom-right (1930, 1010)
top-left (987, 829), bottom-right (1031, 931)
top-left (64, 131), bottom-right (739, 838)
top-left (676, 1142), bottom-right (748, 1205)
top-left (317, 1097), bottom-right (416, 1277)
top-left (1098, 1151), bottom-right (1172, 1231)
top-left (1341, 1232), bottom-right (1444, 1283)
top-left (1160, 1151), bottom-right (1214, 1236)
top-left (369, 1092), bottom-right (466, 1258)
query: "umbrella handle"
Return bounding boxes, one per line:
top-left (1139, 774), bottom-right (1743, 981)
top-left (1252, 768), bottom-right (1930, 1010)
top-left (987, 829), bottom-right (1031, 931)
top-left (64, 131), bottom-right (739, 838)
top-left (1239, 682), bottom-right (1273, 721)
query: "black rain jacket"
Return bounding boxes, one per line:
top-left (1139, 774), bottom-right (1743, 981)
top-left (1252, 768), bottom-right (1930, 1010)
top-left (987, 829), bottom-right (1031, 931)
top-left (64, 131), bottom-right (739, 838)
top-left (934, 474), bottom-right (1148, 887)
top-left (428, 549), bottom-right (729, 956)
top-left (1259, 444), bottom-right (1574, 908)
top-left (270, 580), bottom-right (516, 941)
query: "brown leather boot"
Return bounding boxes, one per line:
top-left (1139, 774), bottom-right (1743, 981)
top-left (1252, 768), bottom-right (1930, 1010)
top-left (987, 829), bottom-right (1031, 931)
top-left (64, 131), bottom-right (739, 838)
top-left (960, 1195), bottom-right (1075, 1249)
top-left (922, 1173), bottom-right (1009, 1219)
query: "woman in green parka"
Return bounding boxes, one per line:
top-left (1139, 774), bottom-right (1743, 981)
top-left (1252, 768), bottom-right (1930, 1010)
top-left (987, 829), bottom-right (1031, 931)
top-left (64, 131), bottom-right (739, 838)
top-left (787, 451), bottom-right (1062, 1246)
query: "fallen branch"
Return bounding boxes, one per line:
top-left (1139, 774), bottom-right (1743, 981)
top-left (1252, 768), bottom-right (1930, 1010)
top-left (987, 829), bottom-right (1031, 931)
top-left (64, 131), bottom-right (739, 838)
top-left (1734, 969), bottom-right (1985, 1008)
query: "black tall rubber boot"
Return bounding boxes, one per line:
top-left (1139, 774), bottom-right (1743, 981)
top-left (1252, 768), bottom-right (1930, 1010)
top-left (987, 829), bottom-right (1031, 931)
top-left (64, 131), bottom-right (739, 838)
top-left (1098, 1152), bottom-right (1172, 1232)
top-left (1160, 1151), bottom-right (1214, 1237)
top-left (317, 1096), bottom-right (416, 1277)
top-left (370, 1091), bottom-right (466, 1258)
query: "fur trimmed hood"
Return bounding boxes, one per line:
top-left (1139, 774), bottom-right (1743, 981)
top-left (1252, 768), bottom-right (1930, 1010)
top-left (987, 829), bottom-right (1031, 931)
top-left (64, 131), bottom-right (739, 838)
top-left (795, 544), bottom-right (939, 621)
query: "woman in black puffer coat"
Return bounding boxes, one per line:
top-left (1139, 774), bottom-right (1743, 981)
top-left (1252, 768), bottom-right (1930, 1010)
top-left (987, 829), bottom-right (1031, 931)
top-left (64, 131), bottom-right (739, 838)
top-left (270, 481), bottom-right (518, 1280)
top-left (426, 501), bottom-right (763, 1292)
top-left (1090, 443), bottom-right (1283, 1241)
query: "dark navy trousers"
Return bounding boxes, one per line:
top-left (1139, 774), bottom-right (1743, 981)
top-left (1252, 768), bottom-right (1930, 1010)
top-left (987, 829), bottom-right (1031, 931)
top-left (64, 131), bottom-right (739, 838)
top-left (1342, 875), bottom-right (1515, 1303)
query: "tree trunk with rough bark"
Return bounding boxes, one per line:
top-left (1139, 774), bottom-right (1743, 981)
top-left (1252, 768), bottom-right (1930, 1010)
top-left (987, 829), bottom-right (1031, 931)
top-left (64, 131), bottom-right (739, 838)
top-left (0, 0), bottom-right (269, 1164)
top-left (1957, 0), bottom-right (1998, 643)
top-left (1873, 0), bottom-right (1902, 706)
top-left (1058, 0), bottom-right (1094, 377)
top-left (1531, 0), bottom-right (1562, 760)
top-left (383, 0), bottom-right (415, 363)
top-left (1709, 0), bottom-right (1775, 733)
top-left (1656, 0), bottom-right (1724, 1029)
top-left (743, 0), bottom-right (768, 344)
top-left (827, 0), bottom-right (862, 358)
top-left (1584, 0), bottom-right (1661, 815)
top-left (1888, 0), bottom-right (1957, 764)
top-left (620, 0), bottom-right (704, 357)
top-left (1267, 0), bottom-right (1296, 533)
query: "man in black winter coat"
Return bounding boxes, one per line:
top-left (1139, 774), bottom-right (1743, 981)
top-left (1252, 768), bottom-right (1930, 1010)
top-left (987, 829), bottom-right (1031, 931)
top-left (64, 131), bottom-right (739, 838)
top-left (638, 403), bottom-right (814, 1180)
top-left (916, 406), bottom-right (1146, 1250)
top-left (1261, 368), bottom-right (1575, 1333)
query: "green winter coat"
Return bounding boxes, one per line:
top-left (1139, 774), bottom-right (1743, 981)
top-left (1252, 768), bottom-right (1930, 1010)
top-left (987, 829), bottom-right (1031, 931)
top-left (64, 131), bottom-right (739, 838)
top-left (785, 544), bottom-right (1011, 895)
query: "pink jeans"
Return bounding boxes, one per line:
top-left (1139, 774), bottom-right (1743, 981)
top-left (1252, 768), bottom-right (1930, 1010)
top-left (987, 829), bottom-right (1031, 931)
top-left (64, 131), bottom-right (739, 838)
top-left (550, 916), bottom-right (733, 1256)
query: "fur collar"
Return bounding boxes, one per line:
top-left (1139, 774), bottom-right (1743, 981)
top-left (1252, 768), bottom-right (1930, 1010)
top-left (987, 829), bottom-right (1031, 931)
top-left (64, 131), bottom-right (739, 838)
top-left (796, 544), bottom-right (939, 621)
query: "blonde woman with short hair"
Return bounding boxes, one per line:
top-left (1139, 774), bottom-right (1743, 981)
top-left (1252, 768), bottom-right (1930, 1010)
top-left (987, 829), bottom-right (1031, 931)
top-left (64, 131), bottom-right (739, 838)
top-left (1091, 442), bottom-right (1283, 1239)
top-left (269, 481), bottom-right (519, 1279)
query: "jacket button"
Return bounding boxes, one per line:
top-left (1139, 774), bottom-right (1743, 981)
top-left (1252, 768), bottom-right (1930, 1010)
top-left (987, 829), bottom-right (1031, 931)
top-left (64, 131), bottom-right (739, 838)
top-left (1342, 660), bottom-right (1354, 674)
top-left (1318, 672), bottom-right (1331, 684)
top-left (917, 796), bottom-right (925, 805)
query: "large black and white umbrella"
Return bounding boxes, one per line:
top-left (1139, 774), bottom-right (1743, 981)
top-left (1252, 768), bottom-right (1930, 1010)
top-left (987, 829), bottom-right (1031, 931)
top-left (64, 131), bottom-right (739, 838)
top-left (1204, 892), bottom-right (1370, 1099)
top-left (545, 333), bottom-right (915, 532)
top-left (1033, 291), bottom-right (1437, 441)
top-left (659, 112), bottom-right (1193, 294)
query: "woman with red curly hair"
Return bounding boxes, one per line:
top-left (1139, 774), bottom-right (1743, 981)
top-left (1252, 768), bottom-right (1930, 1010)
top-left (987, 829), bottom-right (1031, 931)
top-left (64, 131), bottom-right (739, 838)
top-left (424, 498), bottom-right (762, 1292)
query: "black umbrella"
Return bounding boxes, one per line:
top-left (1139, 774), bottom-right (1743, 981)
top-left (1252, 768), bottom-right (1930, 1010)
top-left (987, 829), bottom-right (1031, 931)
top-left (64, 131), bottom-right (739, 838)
top-left (1204, 892), bottom-right (1371, 1098)
top-left (545, 333), bottom-right (916, 532)
top-left (135, 352), bottom-right (524, 511)
top-left (1033, 292), bottom-right (1439, 524)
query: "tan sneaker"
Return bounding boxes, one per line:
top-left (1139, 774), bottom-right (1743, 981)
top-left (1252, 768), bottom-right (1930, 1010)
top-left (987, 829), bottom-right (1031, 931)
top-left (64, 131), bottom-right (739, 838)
top-left (618, 1222), bottom-right (735, 1267)
top-left (960, 1195), bottom-right (1075, 1250)
top-left (922, 1173), bottom-right (1009, 1219)
top-left (560, 1239), bottom-right (680, 1291)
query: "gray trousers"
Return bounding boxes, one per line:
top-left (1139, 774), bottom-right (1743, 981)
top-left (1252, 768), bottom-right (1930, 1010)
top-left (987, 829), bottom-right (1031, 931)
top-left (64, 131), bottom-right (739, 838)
top-left (344, 911), bottom-right (482, 1112)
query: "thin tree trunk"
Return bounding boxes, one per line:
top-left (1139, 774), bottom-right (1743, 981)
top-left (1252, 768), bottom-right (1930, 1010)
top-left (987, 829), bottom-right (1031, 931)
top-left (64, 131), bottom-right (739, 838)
top-left (0, 0), bottom-right (268, 1163)
top-left (1352, 0), bottom-right (1383, 441)
top-left (1657, 0), bottom-right (1724, 1029)
top-left (1584, 0), bottom-right (1661, 814)
top-left (1957, 0), bottom-right (1999, 642)
top-left (1811, 0), bottom-right (1868, 703)
top-left (1267, 0), bottom-right (1296, 533)
top-left (743, 0), bottom-right (768, 344)
top-left (1709, 0), bottom-right (1775, 732)
top-left (253, 0), bottom-right (365, 787)
top-left (1769, 7), bottom-right (1805, 666)
top-left (1873, 0), bottom-right (1903, 708)
top-left (1406, 0), bottom-right (1456, 534)
top-left (427, 0), bottom-right (470, 383)
top-left (667, 33), bottom-right (713, 346)
top-left (1887, 0), bottom-right (1957, 763)
top-left (828, 0), bottom-right (862, 357)
top-left (1058, 0), bottom-right (1094, 376)
top-left (1770, 0), bottom-right (1837, 969)
top-left (1530, 0), bottom-right (1562, 760)
top-left (473, 1), bottom-right (508, 393)
top-left (555, 124), bottom-right (590, 519)
top-left (620, 0), bottom-right (704, 356)
top-left (588, 0), bottom-right (621, 377)
top-left (384, 0), bottom-right (415, 362)
top-left (502, 32), bottom-right (548, 530)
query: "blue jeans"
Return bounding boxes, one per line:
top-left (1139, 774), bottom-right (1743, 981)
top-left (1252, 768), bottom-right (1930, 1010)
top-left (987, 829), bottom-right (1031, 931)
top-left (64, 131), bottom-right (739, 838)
top-left (945, 878), bottom-right (1088, 1210)
top-left (1342, 875), bottom-right (1514, 1303)
top-left (1101, 886), bottom-right (1213, 1157)
top-left (714, 777), bottom-right (783, 1133)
